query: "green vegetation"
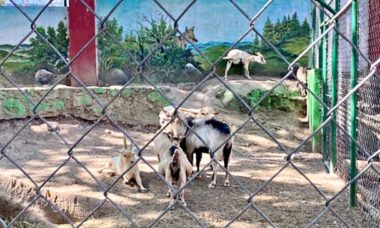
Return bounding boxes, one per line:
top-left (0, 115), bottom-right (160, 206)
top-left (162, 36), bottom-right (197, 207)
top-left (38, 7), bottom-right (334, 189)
top-left (217, 86), bottom-right (303, 112)
top-left (98, 17), bottom-right (200, 83)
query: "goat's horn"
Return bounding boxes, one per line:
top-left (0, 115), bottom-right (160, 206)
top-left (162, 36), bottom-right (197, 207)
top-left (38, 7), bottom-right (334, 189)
top-left (123, 135), bottom-right (128, 149)
top-left (179, 107), bottom-right (200, 114)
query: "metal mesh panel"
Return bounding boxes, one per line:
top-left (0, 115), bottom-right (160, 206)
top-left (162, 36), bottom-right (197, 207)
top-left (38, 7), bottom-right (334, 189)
top-left (335, 1), bottom-right (352, 183)
top-left (0, 0), bottom-right (379, 227)
top-left (333, 0), bottom-right (380, 225)
top-left (354, 0), bottom-right (380, 225)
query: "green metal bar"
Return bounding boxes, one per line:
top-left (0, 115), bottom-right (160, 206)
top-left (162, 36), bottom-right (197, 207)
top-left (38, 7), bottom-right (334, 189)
top-left (329, 0), bottom-right (340, 174)
top-left (315, 0), bottom-right (338, 15)
top-left (321, 23), bottom-right (328, 163)
top-left (349, 0), bottom-right (358, 207)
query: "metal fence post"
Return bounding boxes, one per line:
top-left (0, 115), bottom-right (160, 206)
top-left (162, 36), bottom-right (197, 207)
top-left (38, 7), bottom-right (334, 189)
top-left (349, 0), bottom-right (358, 207)
top-left (329, 0), bottom-right (340, 174)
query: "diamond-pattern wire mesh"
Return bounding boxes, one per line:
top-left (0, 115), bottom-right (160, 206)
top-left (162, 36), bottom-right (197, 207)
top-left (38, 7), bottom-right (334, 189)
top-left (0, 0), bottom-right (380, 227)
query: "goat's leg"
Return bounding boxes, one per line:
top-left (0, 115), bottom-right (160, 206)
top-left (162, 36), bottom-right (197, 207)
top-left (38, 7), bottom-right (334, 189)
top-left (208, 160), bottom-right (217, 189)
top-left (195, 151), bottom-right (202, 179)
top-left (97, 166), bottom-right (107, 173)
top-left (243, 62), bottom-right (251, 79)
top-left (165, 172), bottom-right (175, 209)
top-left (179, 171), bottom-right (187, 207)
top-left (224, 61), bottom-right (232, 80)
top-left (134, 170), bottom-right (148, 193)
top-left (223, 143), bottom-right (232, 187)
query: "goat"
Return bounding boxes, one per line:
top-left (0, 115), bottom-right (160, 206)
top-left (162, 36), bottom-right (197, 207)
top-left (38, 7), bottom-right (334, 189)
top-left (176, 26), bottom-right (198, 49)
top-left (296, 66), bottom-right (308, 97)
top-left (156, 106), bottom-right (218, 164)
top-left (158, 105), bottom-right (218, 128)
top-left (162, 111), bottom-right (233, 189)
top-left (223, 49), bottom-right (266, 80)
top-left (158, 144), bottom-right (192, 208)
top-left (98, 136), bottom-right (148, 192)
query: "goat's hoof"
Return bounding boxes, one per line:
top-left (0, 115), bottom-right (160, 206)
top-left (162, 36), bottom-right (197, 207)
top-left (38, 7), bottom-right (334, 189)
top-left (139, 188), bottom-right (148, 193)
top-left (208, 183), bottom-right (216, 189)
top-left (224, 180), bottom-right (230, 187)
top-left (181, 202), bottom-right (187, 207)
top-left (195, 174), bottom-right (202, 179)
top-left (166, 190), bottom-right (171, 197)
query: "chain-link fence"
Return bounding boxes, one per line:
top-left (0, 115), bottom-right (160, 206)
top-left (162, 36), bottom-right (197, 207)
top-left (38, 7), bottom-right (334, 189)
top-left (0, 0), bottom-right (380, 227)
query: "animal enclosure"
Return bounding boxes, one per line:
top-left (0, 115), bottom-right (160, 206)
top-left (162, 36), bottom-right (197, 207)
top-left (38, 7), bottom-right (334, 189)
top-left (0, 0), bottom-right (379, 227)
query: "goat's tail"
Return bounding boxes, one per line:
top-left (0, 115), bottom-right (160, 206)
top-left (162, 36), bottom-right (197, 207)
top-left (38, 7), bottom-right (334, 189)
top-left (222, 57), bottom-right (230, 60)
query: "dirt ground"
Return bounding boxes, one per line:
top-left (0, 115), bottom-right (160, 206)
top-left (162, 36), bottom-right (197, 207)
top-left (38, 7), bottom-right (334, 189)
top-left (0, 109), bottom-right (370, 227)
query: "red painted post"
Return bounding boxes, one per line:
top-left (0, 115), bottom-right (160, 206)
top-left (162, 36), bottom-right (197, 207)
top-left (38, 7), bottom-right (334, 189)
top-left (68, 0), bottom-right (97, 86)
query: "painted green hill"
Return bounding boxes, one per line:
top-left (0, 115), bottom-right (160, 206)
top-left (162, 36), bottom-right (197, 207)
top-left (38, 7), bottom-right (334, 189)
top-left (195, 36), bottom-right (310, 77)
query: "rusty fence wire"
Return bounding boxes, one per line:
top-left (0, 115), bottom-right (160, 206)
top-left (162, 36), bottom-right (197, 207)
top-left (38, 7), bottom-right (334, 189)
top-left (0, 0), bottom-right (379, 227)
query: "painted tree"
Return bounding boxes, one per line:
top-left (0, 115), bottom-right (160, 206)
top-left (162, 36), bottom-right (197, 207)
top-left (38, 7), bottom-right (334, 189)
top-left (289, 12), bottom-right (301, 37)
top-left (263, 18), bottom-right (274, 44)
top-left (97, 18), bottom-right (127, 74)
top-left (281, 16), bottom-right (291, 39)
top-left (273, 19), bottom-right (283, 44)
top-left (253, 34), bottom-right (261, 51)
top-left (29, 21), bottom-right (69, 73)
top-left (301, 18), bottom-right (311, 36)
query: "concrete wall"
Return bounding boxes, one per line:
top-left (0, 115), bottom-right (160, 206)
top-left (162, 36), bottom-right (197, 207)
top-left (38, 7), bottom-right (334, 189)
top-left (0, 85), bottom-right (171, 126)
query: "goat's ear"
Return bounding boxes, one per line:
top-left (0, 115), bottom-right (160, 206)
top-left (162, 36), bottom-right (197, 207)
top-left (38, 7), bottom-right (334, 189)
top-left (185, 26), bottom-right (188, 31)
top-left (166, 132), bottom-right (173, 140)
top-left (191, 26), bottom-right (194, 30)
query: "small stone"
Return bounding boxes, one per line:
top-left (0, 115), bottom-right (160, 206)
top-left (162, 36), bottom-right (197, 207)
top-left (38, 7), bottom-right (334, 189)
top-left (46, 122), bottom-right (59, 132)
top-left (104, 129), bottom-right (112, 134)
top-left (133, 125), bottom-right (143, 131)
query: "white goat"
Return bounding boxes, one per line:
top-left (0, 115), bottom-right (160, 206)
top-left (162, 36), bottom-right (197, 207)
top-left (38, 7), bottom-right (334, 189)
top-left (158, 144), bottom-right (192, 208)
top-left (296, 66), bottom-right (308, 97)
top-left (223, 49), bottom-right (266, 80)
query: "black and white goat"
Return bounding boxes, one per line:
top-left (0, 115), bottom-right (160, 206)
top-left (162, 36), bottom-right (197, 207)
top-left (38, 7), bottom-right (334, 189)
top-left (159, 110), bottom-right (233, 189)
top-left (155, 105), bottom-right (218, 162)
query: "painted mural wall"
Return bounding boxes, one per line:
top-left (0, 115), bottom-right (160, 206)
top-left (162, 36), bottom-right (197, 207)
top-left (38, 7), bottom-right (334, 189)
top-left (0, 0), bottom-right (311, 86)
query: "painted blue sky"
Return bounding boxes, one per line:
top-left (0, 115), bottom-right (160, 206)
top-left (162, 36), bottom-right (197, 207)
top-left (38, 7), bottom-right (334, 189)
top-left (3, 0), bottom-right (65, 6)
top-left (0, 0), bottom-right (311, 45)
top-left (96, 0), bottom-right (311, 43)
top-left (0, 6), bottom-right (67, 44)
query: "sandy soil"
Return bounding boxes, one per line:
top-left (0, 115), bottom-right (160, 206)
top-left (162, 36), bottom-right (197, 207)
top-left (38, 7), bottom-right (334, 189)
top-left (0, 109), bottom-right (370, 227)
